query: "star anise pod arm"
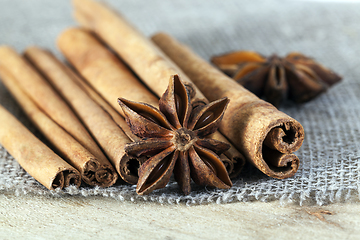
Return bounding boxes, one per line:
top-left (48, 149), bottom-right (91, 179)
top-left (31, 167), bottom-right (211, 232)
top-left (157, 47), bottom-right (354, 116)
top-left (189, 145), bottom-right (232, 188)
top-left (159, 74), bottom-right (191, 129)
top-left (118, 74), bottom-right (232, 195)
top-left (285, 52), bottom-right (342, 86)
top-left (211, 51), bottom-right (266, 76)
top-left (118, 98), bottom-right (174, 139)
top-left (137, 146), bottom-right (178, 195)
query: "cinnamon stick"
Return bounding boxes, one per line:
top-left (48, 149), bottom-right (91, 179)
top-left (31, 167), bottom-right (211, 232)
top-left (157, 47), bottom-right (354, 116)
top-left (67, 69), bottom-right (146, 184)
top-left (0, 46), bottom-right (108, 166)
top-left (0, 66), bottom-right (116, 187)
top-left (58, 28), bottom-right (244, 178)
top-left (0, 104), bottom-right (81, 190)
top-left (152, 33), bottom-right (305, 179)
top-left (72, 0), bottom-right (205, 110)
top-left (66, 65), bottom-right (147, 183)
top-left (66, 66), bottom-right (140, 142)
top-left (71, 0), bottom-right (247, 176)
top-left (58, 28), bottom-right (159, 110)
top-left (24, 47), bottom-right (144, 184)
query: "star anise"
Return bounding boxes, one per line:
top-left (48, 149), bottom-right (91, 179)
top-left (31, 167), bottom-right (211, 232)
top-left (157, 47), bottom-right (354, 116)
top-left (118, 74), bottom-right (232, 195)
top-left (211, 51), bottom-right (342, 107)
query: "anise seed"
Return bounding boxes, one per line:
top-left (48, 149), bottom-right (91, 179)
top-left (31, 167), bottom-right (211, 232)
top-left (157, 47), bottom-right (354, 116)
top-left (146, 157), bottom-right (170, 184)
top-left (201, 156), bottom-right (217, 175)
top-left (139, 111), bottom-right (161, 125)
top-left (195, 111), bottom-right (214, 129)
top-left (174, 93), bottom-right (183, 123)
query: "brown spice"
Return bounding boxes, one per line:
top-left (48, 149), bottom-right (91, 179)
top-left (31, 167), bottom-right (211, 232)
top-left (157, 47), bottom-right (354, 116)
top-left (211, 51), bottom-right (342, 107)
top-left (118, 75), bottom-right (232, 195)
top-left (63, 62), bottom-right (147, 184)
top-left (24, 47), bottom-right (148, 185)
top-left (57, 27), bottom-right (245, 179)
top-left (0, 46), bottom-right (108, 166)
top-left (71, 0), bottom-right (246, 178)
top-left (152, 33), bottom-right (305, 179)
top-left (0, 65), bottom-right (115, 187)
top-left (66, 66), bottom-right (140, 142)
top-left (0, 103), bottom-right (81, 190)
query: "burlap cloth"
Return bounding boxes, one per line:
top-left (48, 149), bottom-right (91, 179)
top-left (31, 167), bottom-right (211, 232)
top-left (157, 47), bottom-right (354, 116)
top-left (0, 0), bottom-right (359, 205)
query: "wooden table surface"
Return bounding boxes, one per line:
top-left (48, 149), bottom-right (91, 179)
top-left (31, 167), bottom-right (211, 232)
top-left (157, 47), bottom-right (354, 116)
top-left (0, 193), bottom-right (359, 239)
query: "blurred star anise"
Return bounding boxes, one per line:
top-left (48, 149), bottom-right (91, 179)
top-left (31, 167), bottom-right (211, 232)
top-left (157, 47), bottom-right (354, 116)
top-left (211, 51), bottom-right (342, 107)
top-left (118, 74), bottom-right (232, 195)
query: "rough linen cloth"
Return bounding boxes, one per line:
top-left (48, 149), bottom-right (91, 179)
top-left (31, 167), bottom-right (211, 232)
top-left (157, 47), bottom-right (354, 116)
top-left (0, 0), bottom-right (359, 205)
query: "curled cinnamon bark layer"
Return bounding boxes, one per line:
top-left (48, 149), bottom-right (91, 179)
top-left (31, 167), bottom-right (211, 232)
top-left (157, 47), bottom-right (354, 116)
top-left (152, 33), bottom-right (305, 179)
top-left (0, 104), bottom-right (81, 190)
top-left (0, 67), bottom-right (116, 187)
top-left (70, 0), bottom-right (246, 177)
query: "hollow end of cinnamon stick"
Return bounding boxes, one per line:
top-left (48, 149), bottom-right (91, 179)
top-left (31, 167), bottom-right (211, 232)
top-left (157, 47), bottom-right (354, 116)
top-left (259, 118), bottom-right (304, 178)
top-left (219, 154), bottom-right (234, 176)
top-left (119, 155), bottom-right (148, 185)
top-left (264, 121), bottom-right (304, 153)
top-left (82, 159), bottom-right (118, 187)
top-left (229, 156), bottom-right (246, 179)
top-left (219, 148), bottom-right (246, 179)
top-left (262, 146), bottom-right (300, 179)
top-left (61, 169), bottom-right (82, 189)
top-left (52, 172), bottom-right (65, 189)
top-left (235, 102), bottom-right (304, 179)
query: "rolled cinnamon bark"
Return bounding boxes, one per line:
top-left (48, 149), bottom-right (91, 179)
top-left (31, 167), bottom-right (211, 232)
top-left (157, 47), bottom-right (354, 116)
top-left (58, 28), bottom-right (244, 178)
top-left (58, 28), bottom-right (159, 110)
top-left (0, 104), bottom-right (81, 190)
top-left (24, 47), bottom-right (145, 184)
top-left (65, 66), bottom-right (140, 142)
top-left (65, 66), bottom-right (147, 183)
top-left (0, 66), bottom-right (116, 187)
top-left (152, 33), bottom-right (305, 179)
top-left (72, 0), bottom-right (205, 109)
top-left (70, 0), bottom-right (247, 176)
top-left (0, 46), bottom-right (108, 166)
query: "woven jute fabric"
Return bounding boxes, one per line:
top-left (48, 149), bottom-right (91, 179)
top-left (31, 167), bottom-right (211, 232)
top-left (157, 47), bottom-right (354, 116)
top-left (0, 0), bottom-right (359, 205)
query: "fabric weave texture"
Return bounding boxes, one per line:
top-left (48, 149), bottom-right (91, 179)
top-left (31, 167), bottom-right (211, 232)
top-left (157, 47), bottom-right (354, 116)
top-left (0, 0), bottom-right (359, 205)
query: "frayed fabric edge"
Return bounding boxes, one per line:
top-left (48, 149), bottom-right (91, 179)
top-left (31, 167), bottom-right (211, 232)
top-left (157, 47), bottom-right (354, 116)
top-left (0, 183), bottom-right (359, 206)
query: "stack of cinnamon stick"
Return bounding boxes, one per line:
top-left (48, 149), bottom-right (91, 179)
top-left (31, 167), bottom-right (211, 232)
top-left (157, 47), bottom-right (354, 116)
top-left (0, 0), bottom-right (304, 194)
